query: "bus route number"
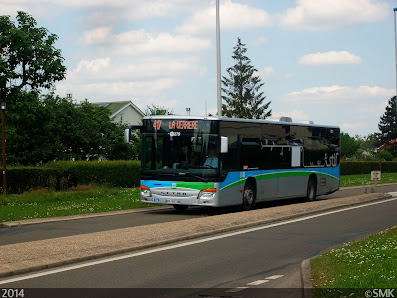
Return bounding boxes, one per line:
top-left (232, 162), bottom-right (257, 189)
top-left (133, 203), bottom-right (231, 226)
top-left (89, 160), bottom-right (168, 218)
top-left (153, 120), bottom-right (162, 130)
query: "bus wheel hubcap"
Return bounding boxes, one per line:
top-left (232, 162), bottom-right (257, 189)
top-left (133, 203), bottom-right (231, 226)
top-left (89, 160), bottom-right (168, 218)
top-left (245, 189), bottom-right (254, 205)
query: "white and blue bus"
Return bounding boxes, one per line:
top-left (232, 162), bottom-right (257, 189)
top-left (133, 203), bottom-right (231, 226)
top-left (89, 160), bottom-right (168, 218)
top-left (127, 116), bottom-right (340, 211)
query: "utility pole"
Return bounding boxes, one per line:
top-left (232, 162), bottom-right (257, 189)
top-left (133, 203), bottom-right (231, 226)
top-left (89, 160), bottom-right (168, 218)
top-left (394, 8), bottom-right (397, 120)
top-left (216, 0), bottom-right (222, 117)
top-left (1, 101), bottom-right (6, 194)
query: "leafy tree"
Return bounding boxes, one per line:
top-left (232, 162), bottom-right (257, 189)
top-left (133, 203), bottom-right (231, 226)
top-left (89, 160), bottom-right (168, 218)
top-left (340, 132), bottom-right (361, 158)
top-left (378, 96), bottom-right (397, 156)
top-left (222, 37), bottom-right (271, 119)
top-left (5, 92), bottom-right (134, 165)
top-left (6, 90), bottom-right (58, 165)
top-left (0, 11), bottom-right (66, 99)
top-left (144, 104), bottom-right (173, 116)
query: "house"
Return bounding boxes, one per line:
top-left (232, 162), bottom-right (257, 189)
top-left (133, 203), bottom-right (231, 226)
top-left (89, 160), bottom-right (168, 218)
top-left (91, 101), bottom-right (144, 126)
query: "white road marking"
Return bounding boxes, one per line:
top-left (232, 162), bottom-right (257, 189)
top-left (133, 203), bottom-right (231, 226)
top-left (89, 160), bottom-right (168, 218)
top-left (265, 274), bottom-right (284, 280)
top-left (247, 280), bottom-right (269, 285)
top-left (1, 196), bottom-right (396, 285)
top-left (225, 287), bottom-right (248, 292)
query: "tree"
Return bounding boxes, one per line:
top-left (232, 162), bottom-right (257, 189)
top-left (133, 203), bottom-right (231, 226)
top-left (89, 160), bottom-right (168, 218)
top-left (378, 96), bottom-right (397, 156)
top-left (340, 132), bottom-right (361, 158)
top-left (0, 11), bottom-right (66, 99)
top-left (221, 37), bottom-right (271, 119)
top-left (144, 104), bottom-right (173, 116)
top-left (5, 92), bottom-right (134, 165)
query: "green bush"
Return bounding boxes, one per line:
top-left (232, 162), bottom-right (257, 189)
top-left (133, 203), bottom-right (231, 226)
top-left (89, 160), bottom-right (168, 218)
top-left (0, 167), bottom-right (66, 194)
top-left (48, 160), bottom-right (141, 188)
top-left (381, 150), bottom-right (394, 162)
top-left (0, 161), bottom-right (141, 194)
top-left (340, 161), bottom-right (397, 175)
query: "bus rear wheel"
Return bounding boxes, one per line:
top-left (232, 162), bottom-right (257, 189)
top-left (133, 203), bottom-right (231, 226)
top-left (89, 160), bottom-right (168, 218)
top-left (306, 177), bottom-right (317, 202)
top-left (242, 182), bottom-right (256, 211)
top-left (173, 204), bottom-right (188, 211)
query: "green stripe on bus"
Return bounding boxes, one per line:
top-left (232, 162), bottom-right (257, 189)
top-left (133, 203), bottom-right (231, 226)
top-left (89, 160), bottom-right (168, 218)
top-left (221, 171), bottom-right (339, 191)
top-left (175, 182), bottom-right (215, 191)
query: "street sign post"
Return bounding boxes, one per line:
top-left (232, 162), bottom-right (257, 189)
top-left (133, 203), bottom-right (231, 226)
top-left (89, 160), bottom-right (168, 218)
top-left (371, 171), bottom-right (381, 187)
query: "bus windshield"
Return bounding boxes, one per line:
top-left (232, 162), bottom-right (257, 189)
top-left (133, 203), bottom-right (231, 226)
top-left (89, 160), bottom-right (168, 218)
top-left (142, 131), bottom-right (220, 180)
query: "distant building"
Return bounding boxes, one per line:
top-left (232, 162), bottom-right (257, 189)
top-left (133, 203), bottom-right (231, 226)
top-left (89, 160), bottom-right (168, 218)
top-left (91, 101), bottom-right (144, 126)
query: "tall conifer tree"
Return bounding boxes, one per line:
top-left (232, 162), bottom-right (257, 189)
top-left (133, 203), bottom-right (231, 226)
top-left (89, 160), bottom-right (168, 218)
top-left (378, 96), bottom-right (397, 155)
top-left (221, 38), bottom-right (271, 119)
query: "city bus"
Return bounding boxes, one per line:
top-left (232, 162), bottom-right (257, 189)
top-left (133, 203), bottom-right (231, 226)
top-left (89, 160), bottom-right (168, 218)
top-left (126, 116), bottom-right (340, 211)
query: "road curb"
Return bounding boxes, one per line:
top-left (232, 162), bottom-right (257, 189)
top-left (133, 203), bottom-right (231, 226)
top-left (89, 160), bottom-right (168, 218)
top-left (0, 193), bottom-right (392, 279)
top-left (340, 182), bottom-right (397, 190)
top-left (301, 258), bottom-right (313, 298)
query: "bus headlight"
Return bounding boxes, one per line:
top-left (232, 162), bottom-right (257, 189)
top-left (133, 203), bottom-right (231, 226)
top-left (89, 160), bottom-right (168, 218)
top-left (198, 188), bottom-right (217, 200)
top-left (140, 185), bottom-right (152, 197)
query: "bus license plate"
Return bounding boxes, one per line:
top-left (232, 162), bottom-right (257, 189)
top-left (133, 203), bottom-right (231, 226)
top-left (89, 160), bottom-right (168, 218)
top-left (166, 199), bottom-right (181, 204)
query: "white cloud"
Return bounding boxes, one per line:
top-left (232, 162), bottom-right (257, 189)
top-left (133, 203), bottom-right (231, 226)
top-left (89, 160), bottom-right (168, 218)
top-left (340, 122), bottom-right (364, 131)
top-left (268, 110), bottom-right (310, 122)
top-left (75, 58), bottom-right (110, 73)
top-left (176, 0), bottom-right (273, 35)
top-left (0, 3), bottom-right (25, 16)
top-left (257, 67), bottom-right (276, 78)
top-left (81, 28), bottom-right (211, 55)
top-left (2, 0), bottom-right (203, 23)
top-left (56, 78), bottom-right (180, 100)
top-left (282, 85), bottom-right (395, 103)
top-left (279, 0), bottom-right (388, 31)
top-left (299, 51), bottom-right (362, 65)
top-left (250, 36), bottom-right (269, 46)
top-left (256, 67), bottom-right (293, 80)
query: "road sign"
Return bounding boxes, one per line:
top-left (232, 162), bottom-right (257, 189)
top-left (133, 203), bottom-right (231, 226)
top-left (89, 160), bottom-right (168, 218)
top-left (371, 171), bottom-right (381, 181)
top-left (371, 171), bottom-right (381, 187)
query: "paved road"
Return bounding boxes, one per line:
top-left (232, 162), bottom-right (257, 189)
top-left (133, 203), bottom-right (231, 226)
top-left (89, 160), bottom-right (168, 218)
top-left (1, 184), bottom-right (396, 246)
top-left (1, 194), bottom-right (396, 296)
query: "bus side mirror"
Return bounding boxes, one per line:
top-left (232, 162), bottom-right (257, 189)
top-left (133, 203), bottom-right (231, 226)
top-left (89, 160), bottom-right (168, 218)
top-left (221, 137), bottom-right (228, 153)
top-left (124, 128), bottom-right (131, 143)
top-left (124, 125), bottom-right (143, 143)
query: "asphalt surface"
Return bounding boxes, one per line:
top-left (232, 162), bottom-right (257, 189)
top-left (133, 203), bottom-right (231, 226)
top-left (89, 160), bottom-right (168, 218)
top-left (1, 184), bottom-right (395, 246)
top-left (1, 193), bottom-right (396, 296)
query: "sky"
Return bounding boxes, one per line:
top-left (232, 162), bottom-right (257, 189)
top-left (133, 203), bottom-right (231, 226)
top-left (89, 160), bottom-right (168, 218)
top-left (2, 0), bottom-right (397, 136)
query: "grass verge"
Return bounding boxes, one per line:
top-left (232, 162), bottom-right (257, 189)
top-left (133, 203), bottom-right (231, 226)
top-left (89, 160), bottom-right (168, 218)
top-left (311, 226), bottom-right (397, 291)
top-left (340, 172), bottom-right (397, 187)
top-left (0, 186), bottom-right (151, 223)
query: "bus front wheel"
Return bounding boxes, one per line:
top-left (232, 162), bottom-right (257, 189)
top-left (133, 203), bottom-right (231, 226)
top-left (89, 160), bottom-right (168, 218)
top-left (306, 177), bottom-right (317, 202)
top-left (242, 182), bottom-right (256, 211)
top-left (173, 204), bottom-right (188, 211)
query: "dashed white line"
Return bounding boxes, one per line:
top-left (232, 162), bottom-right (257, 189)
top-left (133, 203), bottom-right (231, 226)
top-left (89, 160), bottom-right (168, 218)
top-left (246, 280), bottom-right (269, 286)
top-left (265, 274), bottom-right (284, 280)
top-left (225, 287), bottom-right (249, 293)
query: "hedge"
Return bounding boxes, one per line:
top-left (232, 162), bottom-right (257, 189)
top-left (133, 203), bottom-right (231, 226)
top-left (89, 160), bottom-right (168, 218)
top-left (1, 160), bottom-right (396, 193)
top-left (47, 160), bottom-right (141, 188)
top-left (340, 161), bottom-right (397, 175)
top-left (0, 161), bottom-right (141, 194)
top-left (0, 167), bottom-right (66, 194)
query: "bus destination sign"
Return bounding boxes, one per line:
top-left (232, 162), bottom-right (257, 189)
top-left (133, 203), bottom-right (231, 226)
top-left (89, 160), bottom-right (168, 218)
top-left (152, 120), bottom-right (199, 131)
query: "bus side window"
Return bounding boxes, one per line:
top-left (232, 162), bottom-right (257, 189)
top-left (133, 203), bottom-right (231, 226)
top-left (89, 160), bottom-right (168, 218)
top-left (241, 138), bottom-right (261, 170)
top-left (220, 140), bottom-right (239, 173)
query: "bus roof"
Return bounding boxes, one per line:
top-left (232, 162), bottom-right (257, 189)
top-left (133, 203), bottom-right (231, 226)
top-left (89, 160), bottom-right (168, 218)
top-left (142, 115), bottom-right (340, 129)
